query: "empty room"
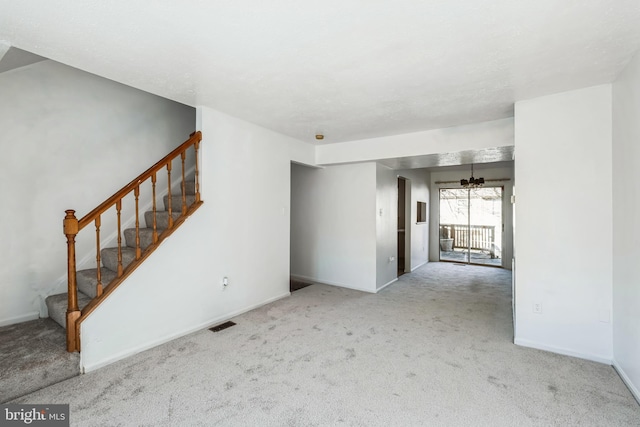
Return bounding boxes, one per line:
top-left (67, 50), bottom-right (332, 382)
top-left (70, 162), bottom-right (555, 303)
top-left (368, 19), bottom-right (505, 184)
top-left (1, 1), bottom-right (639, 425)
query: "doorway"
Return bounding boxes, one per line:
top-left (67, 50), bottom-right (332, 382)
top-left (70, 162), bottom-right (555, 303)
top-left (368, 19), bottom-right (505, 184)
top-left (397, 177), bottom-right (410, 276)
top-left (438, 186), bottom-right (503, 267)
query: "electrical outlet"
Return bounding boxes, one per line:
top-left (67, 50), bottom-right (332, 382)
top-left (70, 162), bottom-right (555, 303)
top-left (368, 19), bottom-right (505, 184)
top-left (533, 303), bottom-right (542, 314)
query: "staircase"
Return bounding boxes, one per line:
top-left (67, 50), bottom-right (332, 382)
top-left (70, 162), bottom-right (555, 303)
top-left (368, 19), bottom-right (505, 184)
top-left (45, 131), bottom-right (202, 352)
top-left (45, 179), bottom-right (197, 328)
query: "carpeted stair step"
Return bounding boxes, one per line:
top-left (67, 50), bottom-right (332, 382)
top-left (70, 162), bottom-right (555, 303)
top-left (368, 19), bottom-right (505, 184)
top-left (163, 194), bottom-right (196, 211)
top-left (144, 211), bottom-right (181, 230)
top-left (101, 247), bottom-right (137, 272)
top-left (123, 228), bottom-right (156, 250)
top-left (77, 268), bottom-right (118, 298)
top-left (184, 180), bottom-right (196, 195)
top-left (45, 292), bottom-right (92, 329)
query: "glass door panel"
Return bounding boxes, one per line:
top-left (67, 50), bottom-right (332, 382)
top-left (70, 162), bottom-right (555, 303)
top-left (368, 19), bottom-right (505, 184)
top-left (468, 187), bottom-right (503, 266)
top-left (439, 188), bottom-right (469, 263)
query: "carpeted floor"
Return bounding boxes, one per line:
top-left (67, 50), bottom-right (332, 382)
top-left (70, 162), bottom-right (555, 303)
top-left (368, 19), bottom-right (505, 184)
top-left (0, 318), bottom-right (80, 403)
top-left (9, 263), bottom-right (640, 425)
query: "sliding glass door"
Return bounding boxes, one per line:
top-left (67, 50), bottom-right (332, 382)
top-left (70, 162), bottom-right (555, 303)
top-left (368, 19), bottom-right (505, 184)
top-left (439, 188), bottom-right (469, 263)
top-left (439, 187), bottom-right (503, 267)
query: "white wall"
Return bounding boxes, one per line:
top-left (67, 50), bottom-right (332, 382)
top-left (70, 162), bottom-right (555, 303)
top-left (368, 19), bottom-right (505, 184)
top-left (80, 107), bottom-right (315, 371)
top-left (396, 168), bottom-right (431, 271)
top-left (290, 162), bottom-right (377, 293)
top-left (429, 165), bottom-right (514, 268)
top-left (376, 164), bottom-right (398, 290)
top-left (612, 51), bottom-right (640, 401)
top-left (0, 60), bottom-right (195, 326)
top-left (315, 118), bottom-right (513, 165)
top-left (290, 162), bottom-right (429, 294)
top-left (514, 85), bottom-right (613, 363)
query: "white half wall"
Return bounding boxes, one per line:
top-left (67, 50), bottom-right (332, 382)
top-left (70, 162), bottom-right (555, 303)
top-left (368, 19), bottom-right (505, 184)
top-left (376, 164), bottom-right (398, 289)
top-left (80, 107), bottom-right (315, 371)
top-left (612, 50), bottom-right (640, 401)
top-left (0, 60), bottom-right (195, 325)
top-left (290, 162), bottom-right (377, 293)
top-left (396, 168), bottom-right (431, 271)
top-left (315, 118), bottom-right (513, 165)
top-left (429, 165), bottom-right (514, 269)
top-left (514, 85), bottom-right (613, 363)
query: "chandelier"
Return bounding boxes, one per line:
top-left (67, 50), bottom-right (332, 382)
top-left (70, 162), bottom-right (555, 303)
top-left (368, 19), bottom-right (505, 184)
top-left (460, 164), bottom-right (484, 188)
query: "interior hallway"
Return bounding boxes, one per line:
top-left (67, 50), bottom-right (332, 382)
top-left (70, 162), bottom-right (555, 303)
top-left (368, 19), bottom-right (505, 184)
top-left (9, 263), bottom-right (640, 425)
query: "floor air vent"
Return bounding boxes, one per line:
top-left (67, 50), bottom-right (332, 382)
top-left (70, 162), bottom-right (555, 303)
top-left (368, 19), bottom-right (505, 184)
top-left (209, 321), bottom-right (236, 332)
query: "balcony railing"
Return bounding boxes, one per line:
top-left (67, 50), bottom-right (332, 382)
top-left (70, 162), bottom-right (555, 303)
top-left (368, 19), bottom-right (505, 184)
top-left (439, 224), bottom-right (497, 257)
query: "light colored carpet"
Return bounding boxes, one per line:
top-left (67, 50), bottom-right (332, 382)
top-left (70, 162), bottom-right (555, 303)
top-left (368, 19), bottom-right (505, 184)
top-left (0, 318), bottom-right (80, 403)
top-left (11, 263), bottom-right (640, 426)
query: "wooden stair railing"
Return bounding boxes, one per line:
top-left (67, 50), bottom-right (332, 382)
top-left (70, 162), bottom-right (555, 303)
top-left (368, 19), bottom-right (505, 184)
top-left (63, 131), bottom-right (203, 352)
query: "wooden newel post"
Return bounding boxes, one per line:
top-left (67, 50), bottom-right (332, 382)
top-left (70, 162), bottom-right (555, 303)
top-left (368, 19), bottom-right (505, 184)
top-left (64, 210), bottom-right (80, 352)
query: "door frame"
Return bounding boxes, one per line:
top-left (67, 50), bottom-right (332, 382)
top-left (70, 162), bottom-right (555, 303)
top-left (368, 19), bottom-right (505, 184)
top-left (397, 176), bottom-right (411, 276)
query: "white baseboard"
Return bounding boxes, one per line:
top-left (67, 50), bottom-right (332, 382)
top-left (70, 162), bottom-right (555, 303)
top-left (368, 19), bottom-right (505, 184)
top-left (514, 337), bottom-right (613, 365)
top-left (80, 291), bottom-right (291, 373)
top-left (290, 274), bottom-right (375, 294)
top-left (410, 260), bottom-right (429, 272)
top-left (377, 278), bottom-right (397, 292)
top-left (0, 312), bottom-right (40, 327)
top-left (613, 360), bottom-right (640, 405)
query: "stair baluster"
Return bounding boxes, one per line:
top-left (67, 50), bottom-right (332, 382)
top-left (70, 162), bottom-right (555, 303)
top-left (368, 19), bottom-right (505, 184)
top-left (151, 173), bottom-right (158, 244)
top-left (116, 199), bottom-right (123, 276)
top-left (166, 162), bottom-right (173, 229)
top-left (134, 185), bottom-right (141, 259)
top-left (181, 151), bottom-right (187, 215)
top-left (194, 139), bottom-right (200, 203)
top-left (95, 216), bottom-right (103, 297)
top-left (55, 131), bottom-right (203, 352)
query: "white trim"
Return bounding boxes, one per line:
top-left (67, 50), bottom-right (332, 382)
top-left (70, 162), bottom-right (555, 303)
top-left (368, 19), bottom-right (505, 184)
top-left (0, 312), bottom-right (39, 327)
top-left (80, 291), bottom-right (290, 373)
top-left (290, 274), bottom-right (375, 294)
top-left (377, 278), bottom-right (398, 292)
top-left (514, 337), bottom-right (613, 365)
top-left (613, 360), bottom-right (640, 405)
top-left (410, 260), bottom-right (429, 272)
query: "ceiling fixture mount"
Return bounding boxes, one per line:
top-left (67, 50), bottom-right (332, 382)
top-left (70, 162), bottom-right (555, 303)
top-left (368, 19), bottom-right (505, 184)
top-left (460, 164), bottom-right (484, 188)
top-left (315, 134), bottom-right (324, 140)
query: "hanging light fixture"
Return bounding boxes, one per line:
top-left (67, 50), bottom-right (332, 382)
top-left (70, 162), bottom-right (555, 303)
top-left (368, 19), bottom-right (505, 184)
top-left (460, 164), bottom-right (484, 188)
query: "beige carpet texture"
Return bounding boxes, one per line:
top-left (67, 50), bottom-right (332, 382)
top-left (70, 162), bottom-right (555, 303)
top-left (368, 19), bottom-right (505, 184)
top-left (0, 318), bottom-right (80, 403)
top-left (10, 263), bottom-right (640, 426)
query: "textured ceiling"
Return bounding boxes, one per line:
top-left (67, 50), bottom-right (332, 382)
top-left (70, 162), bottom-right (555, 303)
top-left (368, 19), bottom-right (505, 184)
top-left (378, 147), bottom-right (515, 170)
top-left (1, 1), bottom-right (639, 143)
